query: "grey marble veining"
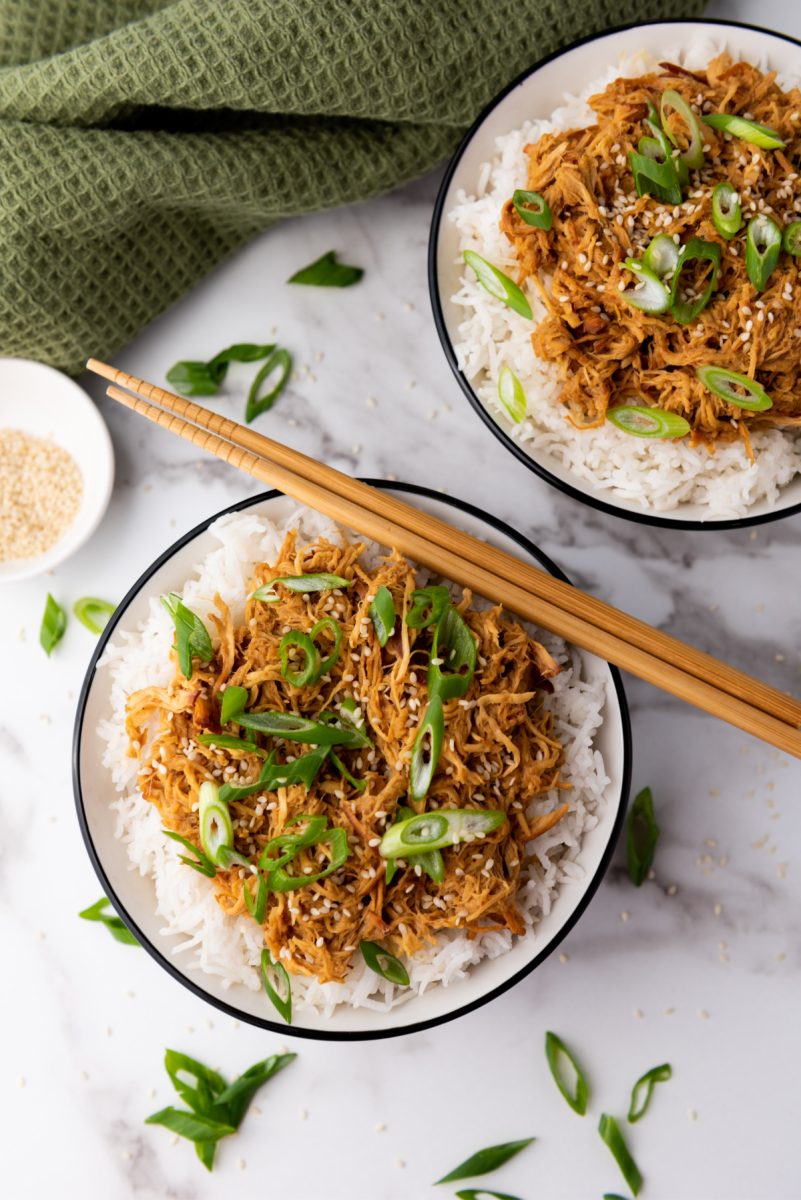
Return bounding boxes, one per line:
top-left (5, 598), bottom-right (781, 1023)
top-left (2, 3), bottom-right (801, 1195)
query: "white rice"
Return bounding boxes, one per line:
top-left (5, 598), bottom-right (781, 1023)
top-left (448, 40), bottom-right (801, 518)
top-left (96, 509), bottom-right (609, 1016)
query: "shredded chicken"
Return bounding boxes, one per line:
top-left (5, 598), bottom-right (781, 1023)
top-left (126, 532), bottom-right (567, 985)
top-left (501, 54), bottom-right (801, 449)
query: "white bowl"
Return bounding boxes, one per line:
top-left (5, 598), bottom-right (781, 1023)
top-left (429, 19), bottom-right (801, 530)
top-left (0, 358), bottom-right (114, 581)
top-left (73, 486), bottom-right (631, 1040)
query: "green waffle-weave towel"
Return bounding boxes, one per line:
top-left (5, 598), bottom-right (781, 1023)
top-left (0, 0), bottom-right (705, 373)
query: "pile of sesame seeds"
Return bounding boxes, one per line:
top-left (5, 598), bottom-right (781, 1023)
top-left (0, 428), bottom-right (82, 562)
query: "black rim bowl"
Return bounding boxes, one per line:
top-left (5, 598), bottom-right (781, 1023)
top-left (73, 482), bottom-right (632, 1041)
top-left (428, 17), bottom-right (801, 532)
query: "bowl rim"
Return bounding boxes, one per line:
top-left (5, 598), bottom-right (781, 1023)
top-left (428, 17), bottom-right (801, 532)
top-left (0, 357), bottom-right (115, 581)
top-left (72, 481), bottom-right (632, 1041)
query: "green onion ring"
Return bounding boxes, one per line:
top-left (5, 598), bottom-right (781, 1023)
top-left (380, 808), bottom-right (505, 857)
top-left (199, 781), bottom-right (235, 867)
top-left (266, 826), bottom-right (350, 892)
top-left (702, 111), bottom-right (785, 149)
top-left (619, 259), bottom-right (671, 314)
top-left (279, 630), bottom-right (321, 688)
top-left (435, 1139), bottom-right (535, 1185)
top-left (783, 221), bottom-right (801, 256)
top-left (369, 586), bottom-right (395, 648)
top-left (669, 237), bottom-right (721, 324)
top-left (360, 940), bottom-right (410, 987)
top-left (243, 874), bottom-right (268, 923)
top-left (628, 1063), bottom-right (672, 1123)
top-left (497, 365), bottom-right (526, 423)
top-left (745, 214), bottom-right (782, 292)
top-left (598, 1114), bottom-right (643, 1196)
top-left (260, 948), bottom-right (292, 1023)
top-left (641, 234), bottom-right (679, 278)
top-left (607, 405), bottom-right (690, 439)
top-left (711, 182), bottom-right (742, 240)
top-left (660, 88), bottom-right (705, 169)
top-left (238, 710), bottom-right (369, 747)
top-left (73, 597), bottom-right (116, 635)
top-left (544, 1031), bottom-right (589, 1115)
top-left (245, 347), bottom-right (292, 423)
top-left (628, 149), bottom-right (683, 205)
top-left (409, 695), bottom-right (445, 803)
top-left (251, 572), bottom-right (351, 602)
top-left (428, 605), bottom-right (477, 703)
top-left (695, 365), bottom-right (773, 412)
top-left (511, 188), bottom-right (552, 230)
top-left (462, 249), bottom-right (533, 320)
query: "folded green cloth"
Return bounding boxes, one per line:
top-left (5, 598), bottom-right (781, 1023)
top-left (0, 0), bottom-right (705, 374)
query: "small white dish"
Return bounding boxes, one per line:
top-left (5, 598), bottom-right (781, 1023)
top-left (0, 358), bottom-right (114, 581)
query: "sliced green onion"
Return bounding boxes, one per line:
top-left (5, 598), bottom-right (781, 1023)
top-left (163, 1048), bottom-right (227, 1116)
top-left (702, 111), bottom-right (785, 149)
top-left (73, 597), bottom-right (116, 635)
top-left (199, 780), bottom-right (234, 866)
top-left (197, 733), bottom-right (261, 754)
top-left (455, 1192), bottom-right (523, 1200)
top-left (214, 1053), bottom-right (295, 1127)
top-left (330, 750), bottom-right (367, 792)
top-left (243, 874), bottom-right (268, 923)
top-left (511, 188), bottom-right (552, 230)
top-left (696, 365), bottom-right (773, 412)
top-left (252, 572), bottom-right (351, 602)
top-left (218, 746), bottom-right (329, 803)
top-left (598, 1114), bottom-right (642, 1196)
top-left (410, 695), bottom-right (445, 803)
top-left (428, 606), bottom-right (477, 703)
top-left (219, 685), bottom-right (248, 725)
top-left (660, 88), bottom-right (704, 169)
top-left (238, 709), bottom-right (369, 747)
top-left (380, 808), bottom-right (505, 857)
top-left (641, 118), bottom-right (689, 186)
top-left (602, 1195), bottom-right (629, 1200)
top-left (266, 826), bottom-right (349, 891)
top-left (369, 586), bottom-right (396, 647)
top-left (145, 1107), bottom-right (236, 1143)
top-left (406, 585), bottom-right (451, 630)
top-left (628, 1063), bottom-right (672, 1123)
top-left (497, 365), bottom-right (526, 423)
top-left (279, 630), bottom-right (321, 688)
top-left (641, 235), bottom-right (679, 278)
top-left (628, 149), bottom-right (682, 205)
top-left (607, 405), bottom-right (690, 439)
top-left (783, 221), bottom-right (801, 256)
top-left (619, 259), bottom-right (671, 314)
top-left (260, 948), bottom-right (292, 1023)
top-left (627, 786), bottom-right (660, 887)
top-left (245, 347), bottom-right (292, 423)
top-left (746, 214), bottom-right (782, 292)
top-left (385, 806), bottom-right (444, 884)
top-left (669, 237), bottom-right (721, 323)
top-left (160, 592), bottom-right (213, 679)
top-left (360, 940), bottom-right (410, 986)
top-left (463, 249), bottom-right (533, 320)
top-left (259, 814), bottom-right (331, 872)
top-left (544, 1031), bottom-right (589, 1115)
top-left (166, 342), bottom-right (275, 398)
top-left (78, 897), bottom-right (140, 946)
top-left (309, 616), bottom-right (342, 674)
top-left (287, 250), bottom-right (363, 287)
top-left (711, 182), bottom-right (742, 240)
top-left (435, 1138), bottom-right (535, 1185)
top-left (39, 593), bottom-right (67, 656)
top-left (162, 829), bottom-right (217, 878)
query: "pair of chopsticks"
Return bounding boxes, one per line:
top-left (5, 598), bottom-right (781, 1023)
top-left (86, 358), bottom-right (801, 761)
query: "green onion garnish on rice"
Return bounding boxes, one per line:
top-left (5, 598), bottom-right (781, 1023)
top-left (619, 259), bottom-right (671, 314)
top-left (627, 786), bottom-right (660, 887)
top-left (360, 940), bottom-right (410, 986)
top-left (544, 1031), bottom-right (589, 1115)
top-left (607, 406), bottom-right (690, 440)
top-left (640, 235), bottom-right (679, 279)
top-left (711, 182), bottom-right (742, 240)
top-left (409, 695), bottom-right (445, 803)
top-left (198, 780), bottom-right (235, 867)
top-left (669, 237), bottom-right (721, 324)
top-left (260, 949), bottom-right (292, 1023)
top-left (160, 592), bottom-right (213, 679)
top-left (162, 829), bottom-right (218, 878)
top-left (702, 111), bottom-right (786, 149)
top-left (252, 572), bottom-right (351, 601)
top-left (696, 365), bottom-right (773, 412)
top-left (512, 188), bottom-right (552, 230)
top-left (497, 364), bottom-right (527, 423)
top-left (380, 808), bottom-right (505, 858)
top-left (745, 215), bottom-right (782, 292)
top-left (628, 1062), bottom-right (672, 1123)
top-left (219, 684), bottom-right (249, 725)
top-left (435, 1138), bottom-right (535, 1185)
top-left (369, 585), bottom-right (396, 647)
top-left (462, 249), bottom-right (533, 320)
top-left (783, 220), bottom-right (801, 256)
top-left (598, 1114), bottom-right (643, 1196)
top-left (660, 89), bottom-right (705, 170)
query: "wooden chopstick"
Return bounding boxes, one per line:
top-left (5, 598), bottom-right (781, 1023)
top-left (99, 377), bottom-right (801, 762)
top-left (87, 358), bottom-right (801, 731)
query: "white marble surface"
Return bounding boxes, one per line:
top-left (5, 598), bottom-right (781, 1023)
top-left (2, 6), bottom-right (801, 1197)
